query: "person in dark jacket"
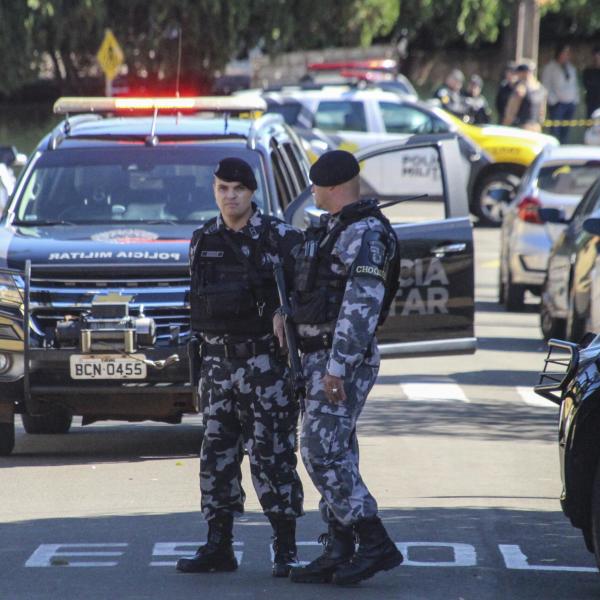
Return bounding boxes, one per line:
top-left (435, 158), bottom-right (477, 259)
top-left (583, 46), bottom-right (600, 118)
top-left (503, 61), bottom-right (547, 132)
top-left (496, 61), bottom-right (518, 124)
top-left (464, 74), bottom-right (492, 124)
top-left (433, 69), bottom-right (470, 119)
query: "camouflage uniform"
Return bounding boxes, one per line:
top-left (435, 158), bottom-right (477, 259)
top-left (298, 214), bottom-right (390, 527)
top-left (190, 208), bottom-right (304, 521)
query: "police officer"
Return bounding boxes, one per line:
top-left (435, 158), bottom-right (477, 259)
top-left (176, 157), bottom-right (304, 577)
top-left (503, 61), bottom-right (547, 132)
top-left (433, 68), bottom-right (470, 119)
top-left (287, 150), bottom-right (403, 585)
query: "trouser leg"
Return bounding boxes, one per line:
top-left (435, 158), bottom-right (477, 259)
top-left (237, 352), bottom-right (304, 519)
top-left (199, 357), bottom-right (245, 520)
top-left (300, 353), bottom-right (379, 527)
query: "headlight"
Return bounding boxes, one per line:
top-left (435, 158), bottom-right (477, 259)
top-left (0, 272), bottom-right (24, 307)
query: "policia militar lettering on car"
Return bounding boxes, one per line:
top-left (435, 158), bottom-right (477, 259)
top-left (0, 96), bottom-right (475, 456)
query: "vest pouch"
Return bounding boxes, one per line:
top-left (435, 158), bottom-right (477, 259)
top-left (291, 288), bottom-right (329, 324)
top-left (198, 281), bottom-right (256, 320)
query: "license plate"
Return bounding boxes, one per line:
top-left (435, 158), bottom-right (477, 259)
top-left (70, 354), bottom-right (147, 380)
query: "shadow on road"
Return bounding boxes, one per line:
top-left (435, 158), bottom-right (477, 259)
top-left (476, 336), bottom-right (546, 353)
top-left (476, 300), bottom-right (540, 315)
top-left (360, 397), bottom-right (556, 442)
top-left (0, 508), bottom-right (597, 600)
top-left (2, 419), bottom-right (203, 467)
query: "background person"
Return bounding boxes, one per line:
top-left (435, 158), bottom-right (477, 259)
top-left (583, 46), bottom-right (600, 118)
top-left (433, 68), bottom-right (470, 119)
top-left (496, 61), bottom-right (518, 124)
top-left (503, 61), bottom-right (547, 132)
top-left (177, 157), bottom-right (304, 578)
top-left (542, 42), bottom-right (580, 143)
top-left (464, 74), bottom-right (492, 124)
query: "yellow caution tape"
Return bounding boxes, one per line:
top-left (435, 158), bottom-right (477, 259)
top-left (543, 119), bottom-right (600, 127)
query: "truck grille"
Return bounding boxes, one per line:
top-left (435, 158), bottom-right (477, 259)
top-left (29, 274), bottom-right (190, 342)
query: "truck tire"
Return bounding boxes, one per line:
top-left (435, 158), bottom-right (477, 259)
top-left (22, 409), bottom-right (72, 435)
top-left (540, 301), bottom-right (565, 341)
top-left (0, 421), bottom-right (15, 456)
top-left (504, 274), bottom-right (526, 311)
top-left (473, 170), bottom-right (521, 227)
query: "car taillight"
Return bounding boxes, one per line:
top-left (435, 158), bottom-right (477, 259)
top-left (517, 196), bottom-right (542, 224)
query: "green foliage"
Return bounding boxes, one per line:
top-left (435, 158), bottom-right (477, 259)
top-left (0, 0), bottom-right (598, 96)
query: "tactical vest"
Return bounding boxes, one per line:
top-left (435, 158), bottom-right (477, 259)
top-left (292, 199), bottom-right (399, 329)
top-left (190, 217), bottom-right (280, 336)
top-left (516, 84), bottom-right (545, 126)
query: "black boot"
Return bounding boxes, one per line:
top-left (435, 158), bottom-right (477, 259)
top-left (289, 520), bottom-right (355, 583)
top-left (332, 516), bottom-right (402, 585)
top-left (269, 516), bottom-right (298, 577)
top-left (176, 513), bottom-right (238, 573)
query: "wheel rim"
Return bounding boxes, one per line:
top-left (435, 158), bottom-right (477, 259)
top-left (480, 180), bottom-right (516, 224)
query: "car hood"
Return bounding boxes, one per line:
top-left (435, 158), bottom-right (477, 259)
top-left (0, 222), bottom-right (195, 272)
top-left (474, 124), bottom-right (558, 147)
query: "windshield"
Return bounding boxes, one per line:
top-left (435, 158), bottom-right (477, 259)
top-left (14, 146), bottom-right (266, 224)
top-left (538, 162), bottom-right (600, 197)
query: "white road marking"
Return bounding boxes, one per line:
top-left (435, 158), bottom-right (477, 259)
top-left (401, 383), bottom-right (469, 403)
top-left (396, 542), bottom-right (477, 567)
top-left (499, 544), bottom-right (596, 572)
top-left (150, 542), bottom-right (244, 566)
top-left (517, 387), bottom-right (557, 408)
top-left (25, 543), bottom-right (128, 567)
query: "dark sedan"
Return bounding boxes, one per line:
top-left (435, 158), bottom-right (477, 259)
top-left (536, 334), bottom-right (600, 572)
top-left (540, 175), bottom-right (600, 341)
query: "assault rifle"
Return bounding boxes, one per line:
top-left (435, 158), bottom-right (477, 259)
top-left (272, 260), bottom-right (305, 400)
top-left (188, 334), bottom-right (202, 410)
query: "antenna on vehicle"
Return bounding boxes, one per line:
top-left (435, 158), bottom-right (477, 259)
top-left (174, 25), bottom-right (183, 125)
top-left (175, 25), bottom-right (182, 99)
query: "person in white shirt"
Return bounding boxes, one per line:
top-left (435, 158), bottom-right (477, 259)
top-left (541, 42), bottom-right (580, 143)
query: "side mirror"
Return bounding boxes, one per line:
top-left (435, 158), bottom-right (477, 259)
top-left (539, 207), bottom-right (567, 224)
top-left (583, 217), bottom-right (600, 235)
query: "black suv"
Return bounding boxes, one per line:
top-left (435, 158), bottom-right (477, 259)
top-left (0, 97), bottom-right (476, 455)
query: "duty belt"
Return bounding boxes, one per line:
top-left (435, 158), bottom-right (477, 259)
top-left (202, 338), bottom-right (278, 359)
top-left (298, 333), bottom-right (333, 354)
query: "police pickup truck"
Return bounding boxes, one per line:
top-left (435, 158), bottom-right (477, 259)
top-left (0, 96), bottom-right (475, 455)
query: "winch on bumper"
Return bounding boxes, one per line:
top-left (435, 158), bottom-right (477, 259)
top-left (15, 263), bottom-right (197, 423)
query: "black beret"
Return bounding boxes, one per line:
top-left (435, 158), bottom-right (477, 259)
top-left (309, 150), bottom-right (360, 187)
top-left (214, 157), bottom-right (257, 191)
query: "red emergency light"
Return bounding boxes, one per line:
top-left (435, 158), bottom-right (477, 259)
top-left (53, 96), bottom-right (267, 115)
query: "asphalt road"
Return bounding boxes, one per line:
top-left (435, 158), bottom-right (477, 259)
top-left (1, 227), bottom-right (599, 600)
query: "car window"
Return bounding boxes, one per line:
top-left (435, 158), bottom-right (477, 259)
top-left (571, 177), bottom-right (600, 219)
top-left (537, 163), bottom-right (600, 196)
top-left (379, 102), bottom-right (433, 134)
top-left (265, 101), bottom-right (303, 126)
top-left (270, 144), bottom-right (296, 210)
top-left (315, 100), bottom-right (367, 132)
top-left (359, 145), bottom-right (445, 222)
top-left (15, 146), bottom-right (266, 224)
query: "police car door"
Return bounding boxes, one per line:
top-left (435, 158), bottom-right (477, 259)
top-left (356, 135), bottom-right (475, 356)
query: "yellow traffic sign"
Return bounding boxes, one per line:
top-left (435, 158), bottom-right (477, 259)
top-left (96, 29), bottom-right (124, 81)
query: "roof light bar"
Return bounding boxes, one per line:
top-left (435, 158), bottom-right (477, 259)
top-left (53, 96), bottom-right (267, 115)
